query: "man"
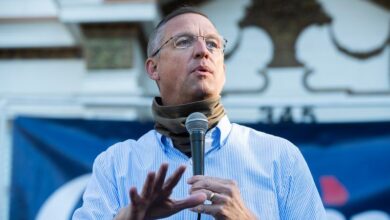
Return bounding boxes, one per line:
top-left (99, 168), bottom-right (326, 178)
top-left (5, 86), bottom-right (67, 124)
top-left (73, 7), bottom-right (326, 220)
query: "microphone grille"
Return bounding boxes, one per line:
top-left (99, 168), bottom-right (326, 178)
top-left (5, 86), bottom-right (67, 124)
top-left (185, 112), bottom-right (208, 133)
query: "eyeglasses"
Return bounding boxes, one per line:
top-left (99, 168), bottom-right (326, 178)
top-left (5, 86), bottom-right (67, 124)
top-left (151, 33), bottom-right (227, 57)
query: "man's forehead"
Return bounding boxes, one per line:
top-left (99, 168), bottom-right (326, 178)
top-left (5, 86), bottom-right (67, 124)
top-left (163, 13), bottom-right (218, 35)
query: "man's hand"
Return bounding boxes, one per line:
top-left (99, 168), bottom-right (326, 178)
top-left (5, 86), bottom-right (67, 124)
top-left (115, 163), bottom-right (207, 220)
top-left (188, 176), bottom-right (257, 220)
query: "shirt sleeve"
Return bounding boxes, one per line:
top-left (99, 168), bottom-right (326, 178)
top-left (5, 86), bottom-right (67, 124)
top-left (72, 151), bottom-right (120, 219)
top-left (279, 145), bottom-right (327, 220)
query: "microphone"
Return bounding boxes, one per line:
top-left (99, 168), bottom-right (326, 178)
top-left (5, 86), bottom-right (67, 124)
top-left (185, 112), bottom-right (208, 176)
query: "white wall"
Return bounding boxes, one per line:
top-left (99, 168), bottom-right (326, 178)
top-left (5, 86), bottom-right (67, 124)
top-left (0, 0), bottom-right (389, 219)
top-left (198, 0), bottom-right (390, 123)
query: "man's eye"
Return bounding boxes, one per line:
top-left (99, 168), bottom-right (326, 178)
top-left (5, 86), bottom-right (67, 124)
top-left (206, 39), bottom-right (219, 49)
top-left (175, 36), bottom-right (194, 48)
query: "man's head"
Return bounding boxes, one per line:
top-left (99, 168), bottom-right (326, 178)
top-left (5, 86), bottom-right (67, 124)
top-left (145, 7), bottom-right (226, 106)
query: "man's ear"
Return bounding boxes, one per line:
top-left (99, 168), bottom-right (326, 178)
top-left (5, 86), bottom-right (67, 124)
top-left (145, 58), bottom-right (160, 80)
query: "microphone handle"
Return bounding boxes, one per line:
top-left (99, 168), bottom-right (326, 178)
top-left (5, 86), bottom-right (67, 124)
top-left (190, 130), bottom-right (205, 175)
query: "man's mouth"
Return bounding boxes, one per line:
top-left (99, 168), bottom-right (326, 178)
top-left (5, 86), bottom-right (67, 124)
top-left (192, 66), bottom-right (212, 74)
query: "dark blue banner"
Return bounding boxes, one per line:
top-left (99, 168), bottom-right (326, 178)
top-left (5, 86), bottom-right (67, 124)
top-left (10, 116), bottom-right (390, 219)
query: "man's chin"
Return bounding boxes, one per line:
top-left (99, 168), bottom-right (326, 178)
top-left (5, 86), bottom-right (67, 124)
top-left (190, 91), bottom-right (217, 102)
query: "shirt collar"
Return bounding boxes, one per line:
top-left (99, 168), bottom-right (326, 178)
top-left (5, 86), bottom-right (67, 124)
top-left (156, 115), bottom-right (232, 153)
top-left (213, 115), bottom-right (231, 148)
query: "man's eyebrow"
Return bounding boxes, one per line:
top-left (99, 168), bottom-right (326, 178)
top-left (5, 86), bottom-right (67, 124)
top-left (173, 32), bottom-right (220, 38)
top-left (173, 31), bottom-right (193, 36)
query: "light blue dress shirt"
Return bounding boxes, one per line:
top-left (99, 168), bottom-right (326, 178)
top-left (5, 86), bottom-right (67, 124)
top-left (73, 116), bottom-right (326, 219)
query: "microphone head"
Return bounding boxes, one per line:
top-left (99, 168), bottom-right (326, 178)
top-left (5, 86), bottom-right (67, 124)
top-left (185, 112), bottom-right (208, 133)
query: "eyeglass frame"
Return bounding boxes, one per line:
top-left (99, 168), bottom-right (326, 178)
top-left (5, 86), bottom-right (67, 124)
top-left (150, 33), bottom-right (228, 57)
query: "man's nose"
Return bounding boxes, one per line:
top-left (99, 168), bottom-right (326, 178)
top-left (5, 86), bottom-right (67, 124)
top-left (193, 37), bottom-right (210, 59)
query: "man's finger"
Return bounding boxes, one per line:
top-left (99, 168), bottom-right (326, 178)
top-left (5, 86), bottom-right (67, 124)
top-left (172, 192), bottom-right (207, 211)
top-left (187, 175), bottom-right (233, 185)
top-left (190, 203), bottom-right (221, 216)
top-left (163, 165), bottom-right (186, 192)
top-left (189, 178), bottom-right (229, 195)
top-left (188, 188), bottom-right (213, 199)
top-left (129, 187), bottom-right (142, 205)
top-left (153, 163), bottom-right (169, 193)
top-left (129, 188), bottom-right (147, 220)
top-left (141, 172), bottom-right (156, 198)
top-left (187, 175), bottom-right (203, 184)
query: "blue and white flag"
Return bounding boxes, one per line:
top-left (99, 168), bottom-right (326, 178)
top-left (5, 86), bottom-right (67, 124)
top-left (10, 117), bottom-right (390, 219)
